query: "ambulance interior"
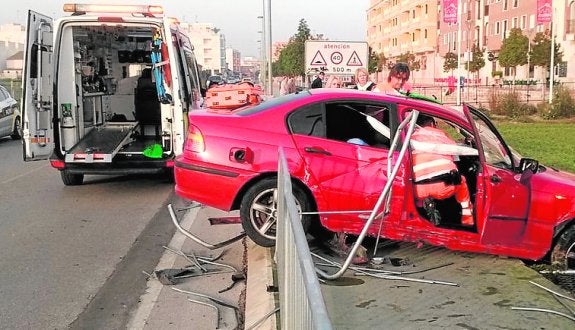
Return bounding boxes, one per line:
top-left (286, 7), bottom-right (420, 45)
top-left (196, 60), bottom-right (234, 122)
top-left (57, 23), bottom-right (170, 160)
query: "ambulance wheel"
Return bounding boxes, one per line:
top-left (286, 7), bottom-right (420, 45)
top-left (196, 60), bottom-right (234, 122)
top-left (61, 170), bottom-right (84, 186)
top-left (240, 177), bottom-right (312, 247)
top-left (10, 117), bottom-right (21, 140)
top-left (551, 225), bottom-right (575, 271)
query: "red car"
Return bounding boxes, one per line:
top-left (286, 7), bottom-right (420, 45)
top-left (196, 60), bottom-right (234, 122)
top-left (175, 89), bottom-right (575, 271)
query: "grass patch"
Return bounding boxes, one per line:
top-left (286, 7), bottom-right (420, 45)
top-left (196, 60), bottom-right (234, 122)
top-left (495, 121), bottom-right (575, 173)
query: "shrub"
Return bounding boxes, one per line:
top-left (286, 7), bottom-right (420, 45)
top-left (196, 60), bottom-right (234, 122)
top-left (491, 70), bottom-right (503, 77)
top-left (546, 85), bottom-right (575, 119)
top-left (488, 90), bottom-right (537, 118)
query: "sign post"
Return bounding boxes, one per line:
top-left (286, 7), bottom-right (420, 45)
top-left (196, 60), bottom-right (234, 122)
top-left (305, 41), bottom-right (369, 77)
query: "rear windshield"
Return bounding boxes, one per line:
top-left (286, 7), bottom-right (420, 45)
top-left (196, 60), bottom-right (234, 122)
top-left (237, 91), bottom-right (311, 116)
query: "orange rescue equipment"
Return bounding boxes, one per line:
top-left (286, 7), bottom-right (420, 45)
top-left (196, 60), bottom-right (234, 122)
top-left (205, 82), bottom-right (263, 110)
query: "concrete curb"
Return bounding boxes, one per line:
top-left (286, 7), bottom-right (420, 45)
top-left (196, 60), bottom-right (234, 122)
top-left (243, 241), bottom-right (277, 329)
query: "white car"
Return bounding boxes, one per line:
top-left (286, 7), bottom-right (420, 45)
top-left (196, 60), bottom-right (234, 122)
top-left (0, 85), bottom-right (20, 140)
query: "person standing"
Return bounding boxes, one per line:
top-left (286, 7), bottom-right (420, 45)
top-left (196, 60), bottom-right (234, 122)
top-left (375, 62), bottom-right (411, 95)
top-left (310, 72), bottom-right (324, 89)
top-left (353, 67), bottom-right (376, 91)
top-left (324, 75), bottom-right (342, 88)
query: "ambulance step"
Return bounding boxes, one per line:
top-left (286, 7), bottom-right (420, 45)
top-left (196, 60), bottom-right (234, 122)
top-left (65, 122), bottom-right (138, 163)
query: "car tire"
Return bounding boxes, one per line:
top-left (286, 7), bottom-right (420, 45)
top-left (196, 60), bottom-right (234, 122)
top-left (61, 170), bottom-right (84, 186)
top-left (240, 177), bottom-right (312, 247)
top-left (10, 116), bottom-right (21, 140)
top-left (551, 225), bottom-right (575, 270)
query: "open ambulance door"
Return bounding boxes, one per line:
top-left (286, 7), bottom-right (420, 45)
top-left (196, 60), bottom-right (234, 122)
top-left (22, 10), bottom-right (54, 161)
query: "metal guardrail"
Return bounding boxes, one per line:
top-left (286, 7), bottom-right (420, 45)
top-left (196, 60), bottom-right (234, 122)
top-left (275, 147), bottom-right (332, 330)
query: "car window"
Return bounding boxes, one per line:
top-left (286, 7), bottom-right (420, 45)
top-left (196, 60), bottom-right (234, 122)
top-left (0, 87), bottom-right (7, 102)
top-left (324, 102), bottom-right (391, 148)
top-left (471, 112), bottom-right (513, 169)
top-left (289, 103), bottom-right (324, 137)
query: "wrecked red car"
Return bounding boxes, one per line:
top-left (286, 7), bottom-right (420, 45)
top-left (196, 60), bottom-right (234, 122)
top-left (174, 89), bottom-right (575, 271)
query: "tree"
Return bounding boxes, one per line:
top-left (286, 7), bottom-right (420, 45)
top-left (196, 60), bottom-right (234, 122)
top-left (443, 52), bottom-right (458, 73)
top-left (273, 19), bottom-right (314, 78)
top-left (367, 47), bottom-right (383, 73)
top-left (498, 28), bottom-right (528, 81)
top-left (465, 44), bottom-right (485, 81)
top-left (395, 52), bottom-right (420, 72)
top-left (530, 31), bottom-right (563, 69)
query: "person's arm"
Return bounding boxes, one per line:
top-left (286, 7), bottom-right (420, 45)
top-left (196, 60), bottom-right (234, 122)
top-left (410, 139), bottom-right (478, 156)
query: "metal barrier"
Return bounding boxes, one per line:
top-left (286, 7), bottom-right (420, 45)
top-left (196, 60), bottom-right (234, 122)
top-left (275, 147), bottom-right (332, 330)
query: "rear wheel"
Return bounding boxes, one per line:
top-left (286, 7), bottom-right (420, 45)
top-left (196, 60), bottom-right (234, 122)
top-left (240, 177), bottom-right (313, 247)
top-left (10, 117), bottom-right (21, 140)
top-left (61, 170), bottom-right (84, 186)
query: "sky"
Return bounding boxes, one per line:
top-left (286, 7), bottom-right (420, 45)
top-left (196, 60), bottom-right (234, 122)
top-left (1, 0), bottom-right (369, 57)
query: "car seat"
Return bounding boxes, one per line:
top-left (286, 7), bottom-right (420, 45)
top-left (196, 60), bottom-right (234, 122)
top-left (134, 68), bottom-right (161, 136)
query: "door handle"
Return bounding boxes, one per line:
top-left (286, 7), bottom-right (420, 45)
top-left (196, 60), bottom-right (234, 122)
top-left (490, 174), bottom-right (502, 183)
top-left (304, 147), bottom-right (332, 156)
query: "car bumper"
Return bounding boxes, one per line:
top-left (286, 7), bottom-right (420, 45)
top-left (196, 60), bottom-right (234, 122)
top-left (174, 156), bottom-right (255, 211)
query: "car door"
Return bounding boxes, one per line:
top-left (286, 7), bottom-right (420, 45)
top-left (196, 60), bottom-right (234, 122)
top-left (465, 106), bottom-right (531, 245)
top-left (22, 10), bottom-right (54, 161)
top-left (289, 100), bottom-right (404, 233)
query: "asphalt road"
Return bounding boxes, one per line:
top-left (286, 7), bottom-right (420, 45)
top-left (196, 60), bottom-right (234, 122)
top-left (0, 137), bottom-right (177, 329)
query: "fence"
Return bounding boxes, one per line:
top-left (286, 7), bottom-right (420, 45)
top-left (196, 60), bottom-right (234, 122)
top-left (275, 147), bottom-right (332, 330)
top-left (412, 82), bottom-right (575, 107)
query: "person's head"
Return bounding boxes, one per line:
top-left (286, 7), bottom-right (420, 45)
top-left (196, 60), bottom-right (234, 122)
top-left (355, 67), bottom-right (370, 86)
top-left (387, 62), bottom-right (410, 91)
top-left (325, 75), bottom-right (341, 88)
top-left (318, 72), bottom-right (325, 79)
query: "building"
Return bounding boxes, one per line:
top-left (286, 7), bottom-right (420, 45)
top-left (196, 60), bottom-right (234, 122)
top-left (179, 22), bottom-right (225, 75)
top-left (367, 0), bottom-right (571, 85)
top-left (2, 51), bottom-right (23, 79)
top-left (0, 23), bottom-right (25, 77)
top-left (367, 0), bottom-right (439, 84)
top-left (271, 41), bottom-right (287, 62)
top-left (225, 47), bottom-right (241, 76)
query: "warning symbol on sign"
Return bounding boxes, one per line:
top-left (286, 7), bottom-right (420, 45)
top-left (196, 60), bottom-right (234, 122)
top-left (310, 50), bottom-right (327, 66)
top-left (346, 51), bottom-right (363, 66)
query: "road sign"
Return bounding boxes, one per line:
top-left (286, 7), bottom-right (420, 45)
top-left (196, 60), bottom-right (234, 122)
top-left (305, 40), bottom-right (369, 76)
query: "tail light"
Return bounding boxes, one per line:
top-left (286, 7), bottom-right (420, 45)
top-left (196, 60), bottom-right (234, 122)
top-left (185, 124), bottom-right (205, 153)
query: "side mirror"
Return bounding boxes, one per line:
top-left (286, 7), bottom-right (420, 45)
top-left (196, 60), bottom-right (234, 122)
top-left (519, 158), bottom-right (539, 174)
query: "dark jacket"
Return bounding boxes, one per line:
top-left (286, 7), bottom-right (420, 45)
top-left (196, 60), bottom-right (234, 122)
top-left (310, 76), bottom-right (323, 89)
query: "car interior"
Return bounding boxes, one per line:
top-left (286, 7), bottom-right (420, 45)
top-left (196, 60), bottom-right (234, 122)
top-left (410, 113), bottom-right (480, 231)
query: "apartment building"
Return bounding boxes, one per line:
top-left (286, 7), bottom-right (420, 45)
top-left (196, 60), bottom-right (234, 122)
top-left (179, 22), bottom-right (226, 75)
top-left (367, 0), bottom-right (440, 84)
top-left (225, 47), bottom-right (242, 75)
top-left (0, 23), bottom-right (25, 76)
top-left (367, 0), bottom-right (572, 85)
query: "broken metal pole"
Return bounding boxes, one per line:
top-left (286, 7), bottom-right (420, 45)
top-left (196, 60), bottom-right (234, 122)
top-left (168, 204), bottom-right (246, 250)
top-left (188, 298), bottom-right (220, 329)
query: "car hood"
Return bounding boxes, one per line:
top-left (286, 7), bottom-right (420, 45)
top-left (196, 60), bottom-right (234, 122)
top-left (532, 166), bottom-right (575, 198)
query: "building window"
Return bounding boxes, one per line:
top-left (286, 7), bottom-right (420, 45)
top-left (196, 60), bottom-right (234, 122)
top-left (513, 0), bottom-right (518, 8)
top-left (521, 15), bottom-right (527, 29)
top-left (503, 0), bottom-right (508, 11)
top-left (424, 29), bottom-right (428, 39)
top-left (513, 17), bottom-right (518, 28)
top-left (425, 4), bottom-right (428, 14)
top-left (495, 21), bottom-right (500, 35)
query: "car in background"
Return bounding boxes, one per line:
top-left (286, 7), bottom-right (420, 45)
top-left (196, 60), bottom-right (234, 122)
top-left (206, 75), bottom-right (224, 87)
top-left (174, 89), bottom-right (575, 272)
top-left (0, 85), bottom-right (21, 140)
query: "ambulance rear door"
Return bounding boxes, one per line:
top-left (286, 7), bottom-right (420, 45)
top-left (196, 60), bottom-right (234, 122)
top-left (22, 10), bottom-right (54, 161)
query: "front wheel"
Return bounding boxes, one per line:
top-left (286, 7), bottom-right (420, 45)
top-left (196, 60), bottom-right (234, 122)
top-left (240, 177), bottom-right (313, 247)
top-left (551, 225), bottom-right (575, 270)
top-left (61, 170), bottom-right (84, 186)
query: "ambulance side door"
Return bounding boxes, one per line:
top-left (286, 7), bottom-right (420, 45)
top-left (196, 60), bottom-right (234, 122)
top-left (22, 10), bottom-right (54, 161)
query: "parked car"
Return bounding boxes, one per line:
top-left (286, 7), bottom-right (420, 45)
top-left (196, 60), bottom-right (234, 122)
top-left (174, 89), bottom-right (575, 271)
top-left (0, 85), bottom-right (21, 140)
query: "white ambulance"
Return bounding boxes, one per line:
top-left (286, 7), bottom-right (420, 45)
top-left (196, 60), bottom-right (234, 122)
top-left (22, 4), bottom-right (204, 185)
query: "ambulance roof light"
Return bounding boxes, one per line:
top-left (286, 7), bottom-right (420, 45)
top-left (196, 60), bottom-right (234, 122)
top-left (63, 4), bottom-right (164, 17)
